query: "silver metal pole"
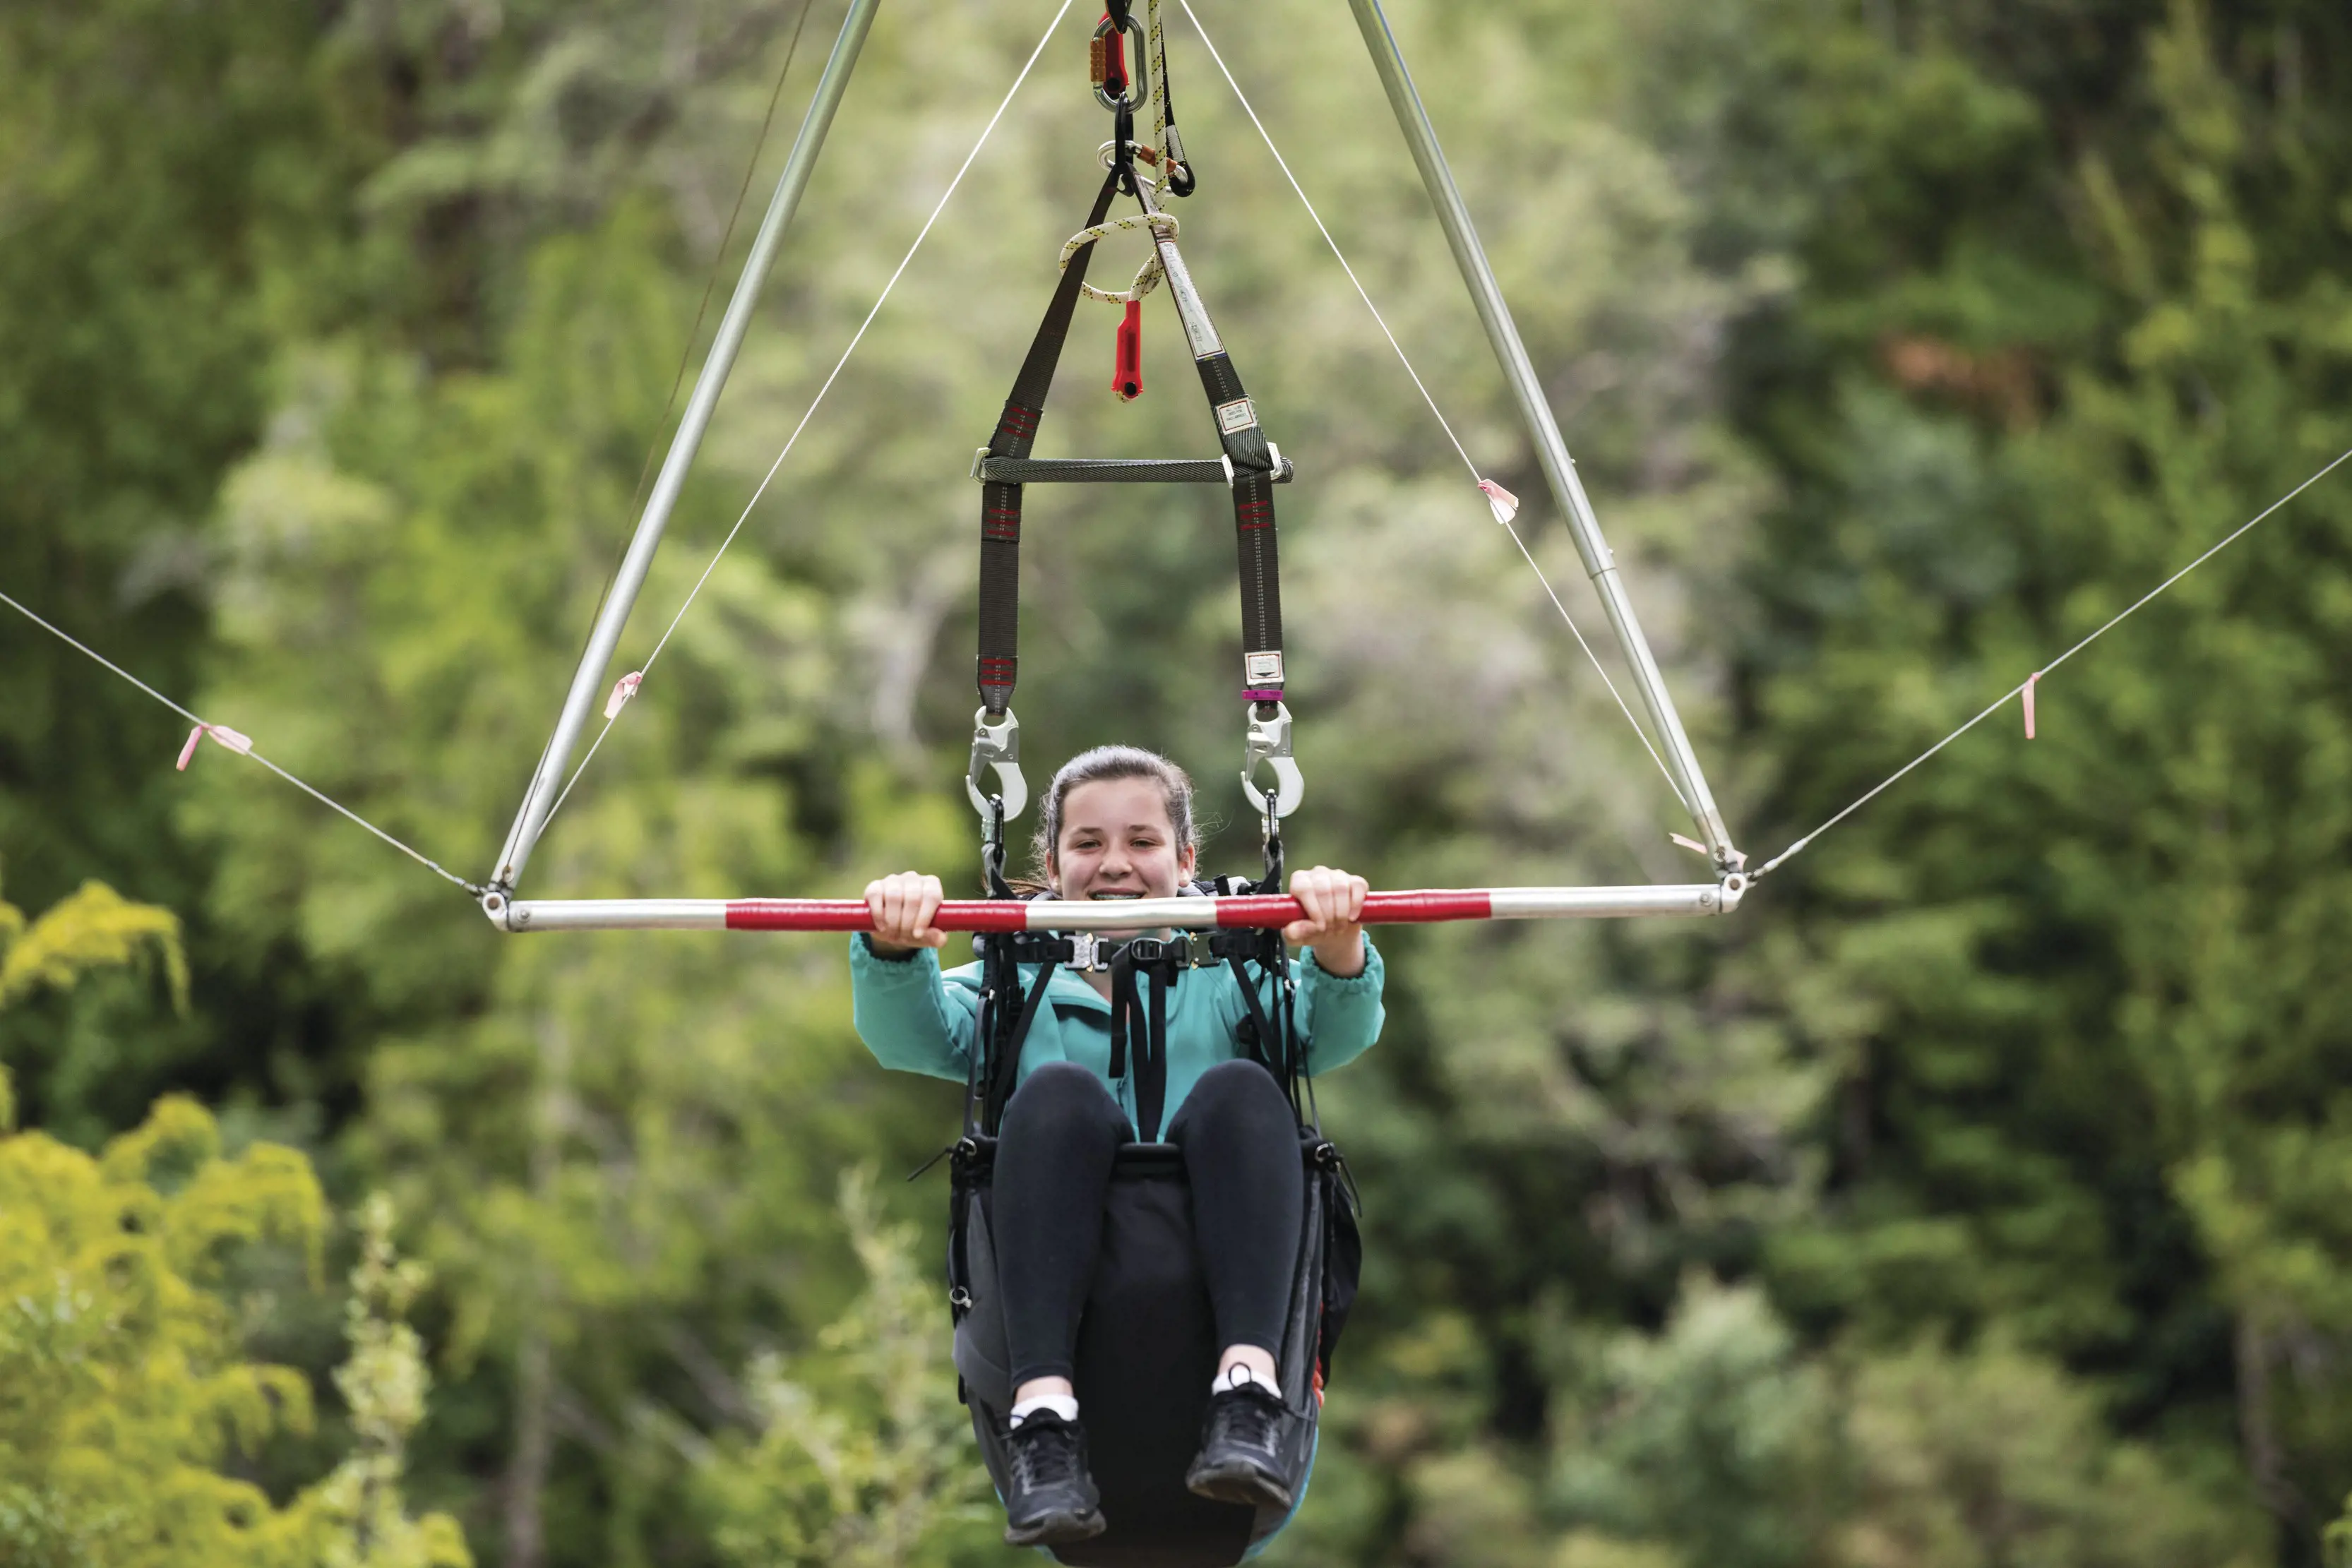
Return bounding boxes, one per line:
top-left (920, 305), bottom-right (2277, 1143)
top-left (489, 0), bottom-right (883, 893)
top-left (490, 880), bottom-right (1740, 933)
top-left (1344, 0), bottom-right (1738, 868)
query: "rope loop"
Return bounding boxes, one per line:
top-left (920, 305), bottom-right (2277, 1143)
top-left (1058, 209), bottom-right (1179, 304)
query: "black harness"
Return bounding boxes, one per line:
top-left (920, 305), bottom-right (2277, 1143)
top-left (933, 23), bottom-right (1355, 1560)
top-left (967, 908), bottom-right (1299, 1143)
top-left (972, 7), bottom-right (1291, 733)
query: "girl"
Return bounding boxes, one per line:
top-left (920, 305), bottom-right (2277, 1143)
top-left (852, 745), bottom-right (1382, 1547)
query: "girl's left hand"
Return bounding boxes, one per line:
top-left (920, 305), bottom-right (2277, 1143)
top-left (1285, 866), bottom-right (1369, 977)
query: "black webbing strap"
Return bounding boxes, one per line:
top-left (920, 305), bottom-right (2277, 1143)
top-left (1106, 945), bottom-right (1179, 1142)
top-left (974, 942), bottom-right (1063, 1138)
top-left (1228, 941), bottom-right (1309, 1124)
top-left (1226, 954), bottom-right (1284, 1075)
top-left (964, 940), bottom-right (1006, 1138)
top-left (1195, 349), bottom-right (1286, 710)
top-left (976, 158), bottom-right (1290, 717)
top-left (975, 168), bottom-right (1124, 717)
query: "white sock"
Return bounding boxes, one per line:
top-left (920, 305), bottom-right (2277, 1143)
top-left (1212, 1363), bottom-right (1280, 1398)
top-left (1010, 1393), bottom-right (1080, 1428)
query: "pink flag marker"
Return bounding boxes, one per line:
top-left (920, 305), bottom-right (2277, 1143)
top-left (604, 671), bottom-right (644, 719)
top-left (177, 723), bottom-right (253, 771)
top-left (1477, 478), bottom-right (1520, 525)
top-left (2023, 671), bottom-right (2039, 739)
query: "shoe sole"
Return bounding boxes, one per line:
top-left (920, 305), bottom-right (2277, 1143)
top-left (1004, 1508), bottom-right (1108, 1549)
top-left (1184, 1459), bottom-right (1294, 1513)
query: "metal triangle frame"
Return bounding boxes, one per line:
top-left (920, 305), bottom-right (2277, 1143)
top-left (480, 0), bottom-right (1745, 935)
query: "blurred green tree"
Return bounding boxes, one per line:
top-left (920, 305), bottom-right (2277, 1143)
top-left (688, 1168), bottom-right (998, 1567)
top-left (1696, 0), bottom-right (2352, 1555)
top-left (0, 875), bottom-right (462, 1565)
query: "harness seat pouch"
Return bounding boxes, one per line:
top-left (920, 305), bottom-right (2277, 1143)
top-left (954, 1138), bottom-right (1348, 1567)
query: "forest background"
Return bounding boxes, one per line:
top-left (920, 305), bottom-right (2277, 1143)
top-left (6, 0), bottom-right (2352, 1563)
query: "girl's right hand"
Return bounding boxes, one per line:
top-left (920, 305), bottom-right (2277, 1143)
top-left (865, 870), bottom-right (947, 955)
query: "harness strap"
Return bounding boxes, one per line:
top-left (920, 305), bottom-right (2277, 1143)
top-left (1226, 954), bottom-right (1282, 1077)
top-left (1192, 347), bottom-right (1287, 706)
top-left (980, 167), bottom-right (1291, 717)
top-left (1107, 945), bottom-right (1181, 1142)
top-left (989, 958), bottom-right (1062, 1135)
top-left (976, 167), bottom-right (1124, 716)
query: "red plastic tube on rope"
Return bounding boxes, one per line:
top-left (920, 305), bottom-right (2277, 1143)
top-left (1114, 299), bottom-right (1144, 401)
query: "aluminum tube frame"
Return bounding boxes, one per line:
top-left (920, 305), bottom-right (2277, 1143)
top-left (1343, 0), bottom-right (1738, 871)
top-left (489, 0), bottom-right (883, 894)
top-left (486, 880), bottom-right (1743, 933)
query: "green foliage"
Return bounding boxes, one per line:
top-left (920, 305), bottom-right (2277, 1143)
top-left (690, 1169), bottom-right (997, 1567)
top-left (1830, 1334), bottom-right (2258, 1568)
top-left (0, 1094), bottom-right (322, 1567)
top-left (0, 882), bottom-right (464, 1566)
top-left (1705, 0), bottom-right (2352, 1549)
top-left (289, 1194), bottom-right (472, 1568)
top-left (0, 871), bottom-right (186, 1138)
top-left (1551, 1281), bottom-right (1834, 1568)
top-left (1544, 1280), bottom-right (2257, 1568)
top-left (0, 0), bottom-right (359, 895)
top-left (0, 878), bottom-right (188, 1015)
top-left (12, 0), bottom-right (2352, 1563)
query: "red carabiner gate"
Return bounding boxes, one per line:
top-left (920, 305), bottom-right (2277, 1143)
top-left (1090, 13), bottom-right (1130, 108)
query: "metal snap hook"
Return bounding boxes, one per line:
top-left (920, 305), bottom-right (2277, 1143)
top-left (1240, 701), bottom-right (1303, 818)
top-left (966, 707), bottom-right (1027, 820)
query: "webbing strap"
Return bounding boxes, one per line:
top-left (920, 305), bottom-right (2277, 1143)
top-left (1226, 954), bottom-right (1283, 1076)
top-left (969, 930), bottom-right (1299, 1143)
top-left (1107, 947), bottom-right (1177, 1141)
top-left (977, 168), bottom-right (1292, 715)
top-left (1194, 349), bottom-right (1284, 707)
top-left (976, 952), bottom-right (1061, 1137)
top-left (976, 169), bottom-right (1124, 716)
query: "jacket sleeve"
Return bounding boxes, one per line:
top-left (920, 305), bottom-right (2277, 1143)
top-left (1293, 938), bottom-right (1385, 1077)
top-left (847, 936), bottom-right (981, 1084)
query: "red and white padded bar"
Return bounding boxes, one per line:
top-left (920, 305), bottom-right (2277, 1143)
top-left (488, 881), bottom-right (1743, 933)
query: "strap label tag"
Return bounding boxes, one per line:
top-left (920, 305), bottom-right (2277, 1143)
top-left (1215, 397), bottom-right (1259, 435)
top-left (1245, 650), bottom-right (1284, 684)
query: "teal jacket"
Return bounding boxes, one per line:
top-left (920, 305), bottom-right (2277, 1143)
top-left (848, 934), bottom-right (1385, 1130)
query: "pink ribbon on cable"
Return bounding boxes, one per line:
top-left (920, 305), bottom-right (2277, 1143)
top-left (1478, 479), bottom-right (1520, 525)
top-left (176, 723), bottom-right (253, 772)
top-left (604, 671), bottom-right (643, 719)
top-left (2023, 671), bottom-right (2040, 739)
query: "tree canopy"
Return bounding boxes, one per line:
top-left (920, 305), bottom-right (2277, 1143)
top-left (4, 0), bottom-right (2351, 1563)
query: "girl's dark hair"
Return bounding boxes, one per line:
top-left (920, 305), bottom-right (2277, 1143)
top-left (1029, 746), bottom-right (1198, 889)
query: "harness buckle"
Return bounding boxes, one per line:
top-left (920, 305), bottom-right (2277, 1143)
top-left (1240, 700), bottom-right (1304, 819)
top-left (965, 707), bottom-right (1027, 820)
top-left (1138, 932), bottom-right (1223, 969)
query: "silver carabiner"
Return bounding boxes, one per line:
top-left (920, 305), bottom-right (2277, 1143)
top-left (1239, 701), bottom-right (1303, 819)
top-left (1091, 13), bottom-right (1150, 113)
top-left (966, 707), bottom-right (1028, 820)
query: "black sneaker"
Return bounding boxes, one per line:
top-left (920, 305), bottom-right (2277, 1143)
top-left (1001, 1409), bottom-right (1107, 1548)
top-left (1184, 1382), bottom-right (1294, 1511)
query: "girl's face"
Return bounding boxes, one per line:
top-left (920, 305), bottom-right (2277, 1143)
top-left (1050, 776), bottom-right (1195, 904)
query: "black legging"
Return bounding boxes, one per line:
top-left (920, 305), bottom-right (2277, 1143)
top-left (996, 1058), bottom-right (1303, 1389)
